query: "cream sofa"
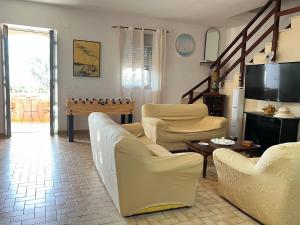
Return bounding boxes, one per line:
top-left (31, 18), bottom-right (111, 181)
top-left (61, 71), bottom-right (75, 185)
top-left (213, 142), bottom-right (300, 225)
top-left (88, 112), bottom-right (203, 216)
top-left (142, 104), bottom-right (228, 150)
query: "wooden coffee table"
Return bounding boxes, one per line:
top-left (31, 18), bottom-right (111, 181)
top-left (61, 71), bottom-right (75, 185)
top-left (183, 140), bottom-right (260, 178)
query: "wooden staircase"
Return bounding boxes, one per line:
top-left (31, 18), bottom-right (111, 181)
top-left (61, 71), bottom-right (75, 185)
top-left (182, 0), bottom-right (300, 104)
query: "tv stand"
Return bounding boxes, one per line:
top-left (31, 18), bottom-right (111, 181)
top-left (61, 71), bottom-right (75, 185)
top-left (244, 112), bottom-right (299, 155)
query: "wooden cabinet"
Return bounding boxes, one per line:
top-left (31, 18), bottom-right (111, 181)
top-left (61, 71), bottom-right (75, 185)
top-left (203, 93), bottom-right (226, 117)
top-left (244, 112), bottom-right (299, 155)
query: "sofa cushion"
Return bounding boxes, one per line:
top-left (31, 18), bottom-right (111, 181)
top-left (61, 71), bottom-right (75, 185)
top-left (121, 122), bottom-right (145, 137)
top-left (138, 136), bottom-right (154, 145)
top-left (163, 117), bottom-right (227, 133)
top-left (146, 144), bottom-right (172, 156)
top-left (158, 129), bottom-right (226, 144)
top-left (248, 157), bottom-right (260, 164)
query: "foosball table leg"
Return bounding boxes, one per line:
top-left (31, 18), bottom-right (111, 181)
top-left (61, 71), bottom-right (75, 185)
top-left (121, 114), bottom-right (126, 124)
top-left (67, 115), bottom-right (74, 142)
top-left (128, 114), bottom-right (133, 124)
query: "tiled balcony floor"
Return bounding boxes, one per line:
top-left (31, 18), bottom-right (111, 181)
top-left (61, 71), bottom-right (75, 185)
top-left (11, 123), bottom-right (49, 133)
top-left (0, 133), bottom-right (259, 225)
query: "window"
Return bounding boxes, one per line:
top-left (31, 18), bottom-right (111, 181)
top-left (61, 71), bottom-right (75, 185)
top-left (144, 46), bottom-right (152, 87)
top-left (144, 33), bottom-right (153, 87)
top-left (120, 32), bottom-right (152, 89)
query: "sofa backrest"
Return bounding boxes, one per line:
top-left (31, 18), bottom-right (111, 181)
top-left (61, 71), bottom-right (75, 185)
top-left (255, 142), bottom-right (300, 220)
top-left (256, 142), bottom-right (300, 172)
top-left (256, 142), bottom-right (300, 189)
top-left (88, 112), bottom-right (153, 213)
top-left (142, 104), bottom-right (209, 121)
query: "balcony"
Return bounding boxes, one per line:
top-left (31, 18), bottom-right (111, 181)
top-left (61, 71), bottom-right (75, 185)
top-left (11, 94), bottom-right (50, 132)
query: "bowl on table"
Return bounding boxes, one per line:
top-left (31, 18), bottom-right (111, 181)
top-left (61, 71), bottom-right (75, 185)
top-left (210, 137), bottom-right (235, 145)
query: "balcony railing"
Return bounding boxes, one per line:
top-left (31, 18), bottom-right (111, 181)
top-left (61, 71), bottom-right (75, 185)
top-left (11, 94), bottom-right (50, 123)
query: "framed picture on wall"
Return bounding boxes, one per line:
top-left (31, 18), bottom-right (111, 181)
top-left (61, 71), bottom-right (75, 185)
top-left (175, 33), bottom-right (195, 57)
top-left (73, 39), bottom-right (101, 77)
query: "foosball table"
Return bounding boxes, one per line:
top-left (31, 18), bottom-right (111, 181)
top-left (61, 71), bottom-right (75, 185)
top-left (66, 98), bottom-right (134, 142)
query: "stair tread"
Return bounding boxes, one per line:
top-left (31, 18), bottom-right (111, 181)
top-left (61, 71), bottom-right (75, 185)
top-left (254, 52), bottom-right (265, 56)
top-left (182, 3), bottom-right (298, 100)
top-left (279, 28), bottom-right (292, 33)
top-left (290, 15), bottom-right (300, 20)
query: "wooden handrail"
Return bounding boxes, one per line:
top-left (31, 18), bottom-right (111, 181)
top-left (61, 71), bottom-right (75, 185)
top-left (249, 22), bottom-right (291, 63)
top-left (219, 7), bottom-right (276, 69)
top-left (183, 0), bottom-right (300, 104)
top-left (217, 24), bottom-right (275, 83)
top-left (277, 6), bottom-right (300, 16)
top-left (182, 76), bottom-right (211, 98)
top-left (210, 0), bottom-right (275, 69)
top-left (192, 88), bottom-right (210, 103)
top-left (246, 25), bottom-right (275, 56)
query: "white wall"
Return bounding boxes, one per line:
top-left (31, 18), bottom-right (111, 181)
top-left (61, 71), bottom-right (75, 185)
top-left (0, 27), bottom-right (4, 135)
top-left (0, 0), bottom-right (212, 132)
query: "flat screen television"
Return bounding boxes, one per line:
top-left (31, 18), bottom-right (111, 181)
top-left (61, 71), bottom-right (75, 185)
top-left (245, 62), bottom-right (300, 102)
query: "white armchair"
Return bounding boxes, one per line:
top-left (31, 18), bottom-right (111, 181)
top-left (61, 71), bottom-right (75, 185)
top-left (213, 142), bottom-right (300, 225)
top-left (142, 104), bottom-right (228, 150)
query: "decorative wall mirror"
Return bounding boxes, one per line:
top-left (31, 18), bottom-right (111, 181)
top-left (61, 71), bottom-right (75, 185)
top-left (204, 28), bottom-right (220, 62)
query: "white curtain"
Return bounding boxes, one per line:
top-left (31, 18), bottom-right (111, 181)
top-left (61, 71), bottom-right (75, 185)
top-left (151, 29), bottom-right (167, 104)
top-left (118, 27), bottom-right (145, 121)
top-left (117, 27), bottom-right (166, 121)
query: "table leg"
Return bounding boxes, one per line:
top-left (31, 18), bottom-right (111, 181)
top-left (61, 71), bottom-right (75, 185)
top-left (121, 114), bottom-right (126, 124)
top-left (67, 115), bottom-right (74, 142)
top-left (203, 156), bottom-right (208, 178)
top-left (128, 114), bottom-right (133, 123)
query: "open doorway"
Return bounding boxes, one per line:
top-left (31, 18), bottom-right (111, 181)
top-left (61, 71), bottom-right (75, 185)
top-left (1, 24), bottom-right (57, 136)
top-left (9, 27), bottom-right (50, 133)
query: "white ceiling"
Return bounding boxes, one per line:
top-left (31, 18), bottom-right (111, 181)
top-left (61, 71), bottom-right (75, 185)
top-left (18, 0), bottom-right (272, 26)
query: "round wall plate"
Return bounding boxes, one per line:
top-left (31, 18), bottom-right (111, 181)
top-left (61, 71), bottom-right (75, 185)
top-left (175, 33), bottom-right (195, 57)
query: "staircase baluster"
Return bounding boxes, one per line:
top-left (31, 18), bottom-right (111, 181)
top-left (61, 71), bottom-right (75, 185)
top-left (208, 77), bottom-right (212, 92)
top-left (271, 0), bottom-right (281, 60)
top-left (239, 30), bottom-right (247, 87)
top-left (188, 93), bottom-right (193, 104)
top-left (182, 0), bottom-right (299, 104)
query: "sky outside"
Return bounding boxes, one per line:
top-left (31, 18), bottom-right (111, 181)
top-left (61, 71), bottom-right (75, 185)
top-left (8, 30), bottom-right (50, 93)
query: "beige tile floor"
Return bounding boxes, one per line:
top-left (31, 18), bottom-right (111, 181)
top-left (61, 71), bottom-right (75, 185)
top-left (0, 133), bottom-right (260, 225)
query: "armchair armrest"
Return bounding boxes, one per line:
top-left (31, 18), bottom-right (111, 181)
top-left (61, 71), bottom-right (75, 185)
top-left (142, 117), bottom-right (167, 143)
top-left (121, 122), bottom-right (145, 137)
top-left (142, 117), bottom-right (166, 128)
top-left (201, 116), bottom-right (228, 129)
top-left (213, 148), bottom-right (256, 175)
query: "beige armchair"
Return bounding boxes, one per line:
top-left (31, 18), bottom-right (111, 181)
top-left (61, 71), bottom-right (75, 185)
top-left (213, 142), bottom-right (300, 225)
top-left (89, 112), bottom-right (203, 216)
top-left (142, 104), bottom-right (228, 150)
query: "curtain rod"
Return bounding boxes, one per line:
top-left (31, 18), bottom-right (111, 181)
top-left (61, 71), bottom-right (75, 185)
top-left (112, 25), bottom-right (169, 33)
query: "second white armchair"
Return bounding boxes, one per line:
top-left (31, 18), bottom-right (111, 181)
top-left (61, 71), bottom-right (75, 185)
top-left (142, 104), bottom-right (228, 150)
top-left (213, 142), bottom-right (300, 225)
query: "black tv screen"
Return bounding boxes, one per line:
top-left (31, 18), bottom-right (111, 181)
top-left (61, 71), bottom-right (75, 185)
top-left (245, 62), bottom-right (300, 102)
